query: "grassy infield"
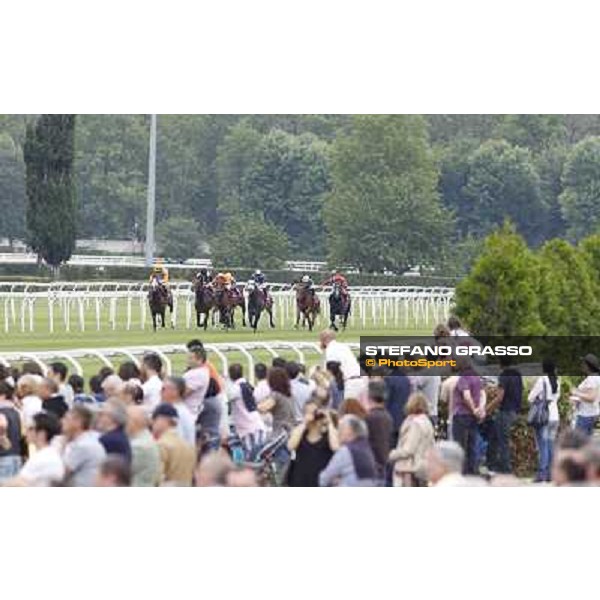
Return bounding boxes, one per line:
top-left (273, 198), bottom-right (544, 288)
top-left (0, 298), bottom-right (434, 378)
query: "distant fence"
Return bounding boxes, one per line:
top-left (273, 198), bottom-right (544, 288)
top-left (0, 341), bottom-right (360, 383)
top-left (0, 253), bottom-right (327, 272)
top-left (0, 284), bottom-right (454, 333)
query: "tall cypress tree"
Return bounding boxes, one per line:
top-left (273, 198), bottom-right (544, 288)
top-left (24, 115), bottom-right (76, 268)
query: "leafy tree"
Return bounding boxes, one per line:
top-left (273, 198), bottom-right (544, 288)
top-left (246, 115), bottom-right (351, 140)
top-left (216, 120), bottom-right (263, 218)
top-left (236, 130), bottom-right (330, 257)
top-left (0, 132), bottom-right (26, 246)
top-left (156, 216), bottom-right (202, 261)
top-left (156, 114), bottom-right (240, 230)
top-left (426, 115), bottom-right (502, 144)
top-left (437, 235), bottom-right (484, 277)
top-left (579, 234), bottom-right (600, 273)
top-left (75, 114), bottom-right (148, 238)
top-left (494, 115), bottom-right (566, 151)
top-left (462, 140), bottom-right (546, 245)
top-left (535, 144), bottom-right (567, 239)
top-left (324, 115), bottom-right (450, 273)
top-left (210, 214), bottom-right (289, 269)
top-left (537, 239), bottom-right (600, 335)
top-left (436, 139), bottom-right (479, 236)
top-left (454, 224), bottom-right (545, 336)
top-left (24, 115), bottom-right (77, 268)
top-left (559, 136), bottom-right (600, 241)
top-left (564, 115), bottom-right (600, 143)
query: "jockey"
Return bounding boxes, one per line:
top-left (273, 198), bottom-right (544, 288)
top-left (322, 269), bottom-right (348, 293)
top-left (149, 258), bottom-right (170, 289)
top-left (248, 269), bottom-right (269, 301)
top-left (195, 267), bottom-right (212, 286)
top-left (213, 271), bottom-right (235, 292)
top-left (251, 269), bottom-right (266, 288)
top-left (300, 274), bottom-right (315, 295)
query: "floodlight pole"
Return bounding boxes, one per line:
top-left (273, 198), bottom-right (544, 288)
top-left (145, 114), bottom-right (157, 266)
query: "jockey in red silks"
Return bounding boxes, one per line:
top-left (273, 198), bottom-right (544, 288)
top-left (321, 269), bottom-right (349, 297)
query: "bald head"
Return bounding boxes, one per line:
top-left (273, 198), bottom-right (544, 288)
top-left (127, 405), bottom-right (149, 436)
top-left (319, 329), bottom-right (336, 349)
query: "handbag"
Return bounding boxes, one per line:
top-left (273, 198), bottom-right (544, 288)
top-left (527, 378), bottom-right (549, 428)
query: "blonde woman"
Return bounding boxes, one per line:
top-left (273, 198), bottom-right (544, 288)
top-left (16, 374), bottom-right (43, 428)
top-left (389, 392), bottom-right (435, 487)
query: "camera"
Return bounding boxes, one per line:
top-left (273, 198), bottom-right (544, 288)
top-left (314, 409), bottom-right (327, 420)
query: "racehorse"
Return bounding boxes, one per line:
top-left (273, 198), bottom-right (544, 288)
top-left (328, 282), bottom-right (350, 331)
top-left (215, 285), bottom-right (247, 329)
top-left (295, 284), bottom-right (320, 332)
top-left (246, 282), bottom-right (275, 332)
top-left (193, 280), bottom-right (216, 330)
top-left (148, 278), bottom-right (173, 331)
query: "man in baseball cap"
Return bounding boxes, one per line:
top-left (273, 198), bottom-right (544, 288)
top-left (151, 403), bottom-right (195, 486)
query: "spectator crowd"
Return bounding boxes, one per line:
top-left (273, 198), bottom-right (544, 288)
top-left (2, 320), bottom-right (600, 487)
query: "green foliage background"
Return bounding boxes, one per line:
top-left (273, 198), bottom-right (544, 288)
top-left (3, 115), bottom-right (600, 270)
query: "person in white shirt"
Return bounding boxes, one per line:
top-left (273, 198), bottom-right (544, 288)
top-left (253, 363), bottom-right (271, 403)
top-left (182, 340), bottom-right (210, 419)
top-left (161, 376), bottom-right (197, 446)
top-left (447, 316), bottom-right (470, 337)
top-left (570, 354), bottom-right (600, 436)
top-left (16, 374), bottom-right (43, 428)
top-left (141, 353), bottom-right (164, 412)
top-left (226, 363), bottom-right (266, 450)
top-left (319, 330), bottom-right (363, 400)
top-left (8, 412), bottom-right (65, 487)
top-left (528, 360), bottom-right (560, 482)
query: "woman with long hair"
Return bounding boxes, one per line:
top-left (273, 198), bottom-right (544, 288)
top-left (528, 359), bottom-right (560, 482)
top-left (287, 400), bottom-right (339, 486)
top-left (258, 367), bottom-right (295, 436)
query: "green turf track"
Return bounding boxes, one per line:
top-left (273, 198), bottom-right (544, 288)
top-left (0, 297), bottom-right (436, 351)
top-left (0, 297), bottom-right (437, 378)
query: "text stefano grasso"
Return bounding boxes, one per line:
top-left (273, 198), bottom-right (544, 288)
top-left (363, 345), bottom-right (533, 357)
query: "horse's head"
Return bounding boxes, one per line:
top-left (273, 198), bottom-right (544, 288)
top-left (148, 281), bottom-right (160, 302)
top-left (332, 282), bottom-right (341, 297)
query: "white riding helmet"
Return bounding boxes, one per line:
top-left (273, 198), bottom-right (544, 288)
top-left (302, 275), bottom-right (309, 283)
top-left (255, 269), bottom-right (262, 275)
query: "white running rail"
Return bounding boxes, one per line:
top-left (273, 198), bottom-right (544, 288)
top-left (0, 285), bottom-right (454, 333)
top-left (0, 341), bottom-right (360, 384)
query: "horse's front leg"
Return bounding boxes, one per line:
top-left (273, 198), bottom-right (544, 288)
top-left (269, 308), bottom-right (275, 328)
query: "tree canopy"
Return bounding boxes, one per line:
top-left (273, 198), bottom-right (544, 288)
top-left (324, 115), bottom-right (450, 272)
top-left (454, 223), bottom-right (544, 336)
top-left (210, 214), bottom-right (290, 269)
top-left (3, 114), bottom-right (600, 271)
